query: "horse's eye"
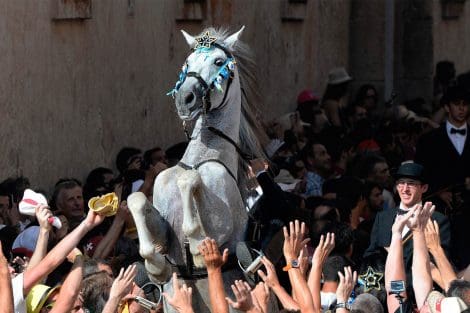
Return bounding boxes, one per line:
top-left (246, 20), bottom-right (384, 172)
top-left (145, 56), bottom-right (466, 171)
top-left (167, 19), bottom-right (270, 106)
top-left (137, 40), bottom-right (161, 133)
top-left (214, 58), bottom-right (225, 67)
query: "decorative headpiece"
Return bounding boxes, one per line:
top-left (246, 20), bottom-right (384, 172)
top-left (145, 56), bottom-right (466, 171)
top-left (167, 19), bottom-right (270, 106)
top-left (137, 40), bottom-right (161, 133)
top-left (358, 266), bottom-right (384, 292)
top-left (194, 31), bottom-right (217, 49)
top-left (167, 31), bottom-right (236, 98)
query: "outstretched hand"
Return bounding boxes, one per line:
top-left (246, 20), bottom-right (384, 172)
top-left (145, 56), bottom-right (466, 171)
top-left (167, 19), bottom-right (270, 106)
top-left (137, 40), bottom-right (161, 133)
top-left (336, 266), bottom-right (357, 303)
top-left (312, 232), bottom-right (335, 265)
top-left (391, 210), bottom-right (414, 236)
top-left (226, 280), bottom-right (257, 312)
top-left (109, 264), bottom-right (137, 301)
top-left (163, 273), bottom-right (194, 313)
top-left (283, 220), bottom-right (310, 262)
top-left (407, 202), bottom-right (434, 231)
top-left (197, 237), bottom-right (228, 272)
top-left (35, 204), bottom-right (53, 231)
top-left (83, 209), bottom-right (106, 230)
top-left (425, 219), bottom-right (441, 253)
top-left (257, 256), bottom-right (281, 289)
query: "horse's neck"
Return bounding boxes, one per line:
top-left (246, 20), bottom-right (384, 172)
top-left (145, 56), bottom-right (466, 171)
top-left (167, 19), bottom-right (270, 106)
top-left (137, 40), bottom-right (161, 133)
top-left (181, 101), bottom-right (241, 175)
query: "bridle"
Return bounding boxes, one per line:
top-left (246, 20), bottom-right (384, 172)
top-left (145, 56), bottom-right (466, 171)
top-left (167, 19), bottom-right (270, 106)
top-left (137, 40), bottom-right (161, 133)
top-left (167, 40), bottom-right (253, 162)
top-left (167, 42), bottom-right (236, 115)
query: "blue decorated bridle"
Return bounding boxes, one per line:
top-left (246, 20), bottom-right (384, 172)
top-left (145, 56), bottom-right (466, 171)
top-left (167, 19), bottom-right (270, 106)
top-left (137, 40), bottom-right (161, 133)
top-left (167, 42), bottom-right (236, 113)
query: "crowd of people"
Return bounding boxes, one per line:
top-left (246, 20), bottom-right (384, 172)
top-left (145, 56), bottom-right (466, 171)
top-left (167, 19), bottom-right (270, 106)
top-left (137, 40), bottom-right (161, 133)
top-left (1, 62), bottom-right (470, 313)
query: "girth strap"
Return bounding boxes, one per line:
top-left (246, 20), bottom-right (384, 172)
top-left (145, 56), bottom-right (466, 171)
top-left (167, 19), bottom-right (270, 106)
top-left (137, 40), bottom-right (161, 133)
top-left (178, 159), bottom-right (237, 182)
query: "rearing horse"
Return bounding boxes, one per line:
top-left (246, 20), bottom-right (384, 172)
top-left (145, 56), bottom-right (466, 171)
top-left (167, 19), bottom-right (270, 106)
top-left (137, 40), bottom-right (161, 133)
top-left (127, 27), bottom-right (268, 313)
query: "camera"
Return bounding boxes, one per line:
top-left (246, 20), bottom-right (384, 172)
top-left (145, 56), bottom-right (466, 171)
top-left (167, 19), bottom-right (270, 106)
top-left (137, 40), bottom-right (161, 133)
top-left (390, 280), bottom-right (406, 293)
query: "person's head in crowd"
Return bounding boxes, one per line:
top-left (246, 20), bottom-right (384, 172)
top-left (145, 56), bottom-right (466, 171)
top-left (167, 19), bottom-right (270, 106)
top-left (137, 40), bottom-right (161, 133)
top-left (321, 255), bottom-right (352, 311)
top-left (81, 270), bottom-right (114, 313)
top-left (83, 258), bottom-right (114, 279)
top-left (447, 279), bottom-right (470, 307)
top-left (165, 142), bottom-right (188, 167)
top-left (296, 89), bottom-right (321, 125)
top-left (423, 290), bottom-right (468, 313)
top-left (354, 84), bottom-right (379, 113)
top-left (26, 284), bottom-right (61, 313)
top-left (50, 178), bottom-right (84, 228)
top-left (457, 71), bottom-right (470, 92)
top-left (364, 182), bottom-right (384, 213)
top-left (346, 103), bottom-right (368, 129)
top-left (313, 221), bottom-right (354, 258)
top-left (143, 146), bottom-right (168, 168)
top-left (301, 141), bottom-right (332, 178)
top-left (116, 147), bottom-right (143, 175)
top-left (311, 201), bottom-right (341, 222)
top-left (361, 155), bottom-right (391, 188)
top-left (83, 167), bottom-right (114, 202)
top-left (350, 293), bottom-right (384, 313)
top-left (323, 176), bottom-right (366, 223)
top-left (322, 67), bottom-right (352, 101)
top-left (0, 183), bottom-right (12, 225)
top-left (1, 176), bottom-right (30, 205)
top-left (441, 85), bottom-right (470, 128)
top-left (434, 60), bottom-right (456, 96)
top-left (394, 162), bottom-right (428, 209)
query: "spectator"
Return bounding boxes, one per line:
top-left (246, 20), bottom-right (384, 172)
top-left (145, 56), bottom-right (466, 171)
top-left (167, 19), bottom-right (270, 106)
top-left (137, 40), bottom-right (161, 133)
top-left (301, 141), bottom-right (332, 197)
top-left (50, 179), bottom-right (85, 230)
top-left (321, 67), bottom-right (353, 128)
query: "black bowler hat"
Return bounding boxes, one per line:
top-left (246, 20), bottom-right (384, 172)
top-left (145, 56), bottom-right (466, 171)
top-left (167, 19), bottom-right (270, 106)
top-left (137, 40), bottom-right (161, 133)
top-left (394, 162), bottom-right (426, 182)
top-left (441, 85), bottom-right (470, 105)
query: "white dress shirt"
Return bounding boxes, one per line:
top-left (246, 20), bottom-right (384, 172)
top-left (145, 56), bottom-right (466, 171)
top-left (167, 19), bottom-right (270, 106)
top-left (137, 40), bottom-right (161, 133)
top-left (446, 120), bottom-right (467, 155)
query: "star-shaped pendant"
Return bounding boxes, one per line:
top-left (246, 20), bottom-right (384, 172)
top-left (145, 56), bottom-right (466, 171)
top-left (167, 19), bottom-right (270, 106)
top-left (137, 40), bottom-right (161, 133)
top-left (359, 266), bottom-right (383, 292)
top-left (195, 31), bottom-right (217, 49)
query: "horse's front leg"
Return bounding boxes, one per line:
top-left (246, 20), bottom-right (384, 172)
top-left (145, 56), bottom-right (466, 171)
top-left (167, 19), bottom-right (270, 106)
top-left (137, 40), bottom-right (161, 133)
top-left (176, 169), bottom-right (207, 268)
top-left (127, 192), bottom-right (172, 283)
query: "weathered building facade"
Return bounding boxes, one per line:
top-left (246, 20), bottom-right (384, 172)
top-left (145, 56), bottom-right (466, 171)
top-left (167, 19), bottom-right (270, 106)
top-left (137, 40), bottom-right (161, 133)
top-left (0, 0), bottom-right (469, 190)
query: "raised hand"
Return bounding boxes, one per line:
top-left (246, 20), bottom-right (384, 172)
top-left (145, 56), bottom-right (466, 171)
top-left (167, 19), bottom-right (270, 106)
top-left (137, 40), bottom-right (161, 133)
top-left (283, 220), bottom-right (310, 262)
top-left (257, 256), bottom-right (281, 289)
top-left (109, 264), bottom-right (137, 300)
top-left (424, 220), bottom-right (441, 253)
top-left (83, 208), bottom-right (106, 230)
top-left (163, 273), bottom-right (194, 313)
top-left (35, 204), bottom-right (53, 231)
top-left (251, 282), bottom-right (269, 313)
top-left (312, 232), bottom-right (335, 265)
top-left (197, 237), bottom-right (228, 271)
top-left (226, 280), bottom-right (256, 312)
top-left (336, 266), bottom-right (357, 303)
top-left (391, 210), bottom-right (414, 236)
top-left (407, 202), bottom-right (435, 231)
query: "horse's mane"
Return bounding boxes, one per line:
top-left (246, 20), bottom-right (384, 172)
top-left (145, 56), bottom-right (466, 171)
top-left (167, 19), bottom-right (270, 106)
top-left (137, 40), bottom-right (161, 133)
top-left (201, 27), bottom-right (269, 195)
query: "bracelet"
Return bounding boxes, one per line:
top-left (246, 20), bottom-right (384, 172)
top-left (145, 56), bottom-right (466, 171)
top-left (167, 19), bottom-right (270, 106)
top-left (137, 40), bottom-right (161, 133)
top-left (335, 302), bottom-right (351, 310)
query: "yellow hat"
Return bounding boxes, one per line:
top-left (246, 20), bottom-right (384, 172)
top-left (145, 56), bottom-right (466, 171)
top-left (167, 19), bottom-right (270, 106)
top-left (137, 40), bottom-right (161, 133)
top-left (26, 284), bottom-right (60, 313)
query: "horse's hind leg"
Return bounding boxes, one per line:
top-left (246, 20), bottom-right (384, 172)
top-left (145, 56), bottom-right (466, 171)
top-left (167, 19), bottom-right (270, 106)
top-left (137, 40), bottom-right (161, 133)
top-left (127, 192), bottom-right (172, 283)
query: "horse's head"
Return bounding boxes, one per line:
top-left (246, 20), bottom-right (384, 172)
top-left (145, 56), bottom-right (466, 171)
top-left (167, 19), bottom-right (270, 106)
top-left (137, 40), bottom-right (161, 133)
top-left (168, 27), bottom-right (245, 121)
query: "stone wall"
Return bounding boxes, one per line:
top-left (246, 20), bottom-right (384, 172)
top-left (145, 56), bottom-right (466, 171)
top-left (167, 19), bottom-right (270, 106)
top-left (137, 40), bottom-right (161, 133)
top-left (0, 0), bottom-right (351, 190)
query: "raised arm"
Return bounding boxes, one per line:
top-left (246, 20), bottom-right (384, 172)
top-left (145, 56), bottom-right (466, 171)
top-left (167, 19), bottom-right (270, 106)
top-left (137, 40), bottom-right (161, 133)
top-left (258, 256), bottom-right (299, 311)
top-left (50, 249), bottom-right (84, 313)
top-left (425, 219), bottom-right (457, 292)
top-left (283, 220), bottom-right (315, 313)
top-left (307, 232), bottom-right (335, 312)
top-left (27, 204), bottom-right (52, 270)
top-left (93, 201), bottom-right (128, 259)
top-left (23, 209), bottom-right (105, 295)
top-left (385, 210), bottom-right (412, 313)
top-left (0, 241), bottom-right (13, 313)
top-left (409, 202), bottom-right (434, 309)
top-left (198, 237), bottom-right (229, 313)
top-left (335, 266), bottom-right (357, 313)
top-left (102, 264), bottom-right (137, 313)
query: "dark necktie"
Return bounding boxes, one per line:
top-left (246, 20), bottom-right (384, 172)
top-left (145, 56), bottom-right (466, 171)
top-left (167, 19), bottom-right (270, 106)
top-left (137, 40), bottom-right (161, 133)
top-left (396, 208), bottom-right (409, 215)
top-left (450, 128), bottom-right (466, 136)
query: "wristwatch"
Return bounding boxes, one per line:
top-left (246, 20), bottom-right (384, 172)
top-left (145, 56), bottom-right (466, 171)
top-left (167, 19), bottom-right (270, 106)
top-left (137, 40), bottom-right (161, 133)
top-left (335, 302), bottom-right (352, 310)
top-left (282, 259), bottom-right (300, 271)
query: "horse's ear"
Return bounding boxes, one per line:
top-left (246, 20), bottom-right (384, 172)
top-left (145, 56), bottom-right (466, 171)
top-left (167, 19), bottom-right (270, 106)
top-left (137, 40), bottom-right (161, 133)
top-left (181, 29), bottom-right (196, 48)
top-left (224, 25), bottom-right (245, 48)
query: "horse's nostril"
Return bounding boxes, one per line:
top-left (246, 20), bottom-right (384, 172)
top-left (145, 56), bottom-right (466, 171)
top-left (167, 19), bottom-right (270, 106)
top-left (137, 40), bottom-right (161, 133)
top-left (185, 92), bottom-right (195, 105)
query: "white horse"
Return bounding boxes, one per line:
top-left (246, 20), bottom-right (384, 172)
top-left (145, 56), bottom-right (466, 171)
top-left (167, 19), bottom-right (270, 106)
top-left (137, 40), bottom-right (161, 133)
top-left (128, 27), bottom-right (269, 313)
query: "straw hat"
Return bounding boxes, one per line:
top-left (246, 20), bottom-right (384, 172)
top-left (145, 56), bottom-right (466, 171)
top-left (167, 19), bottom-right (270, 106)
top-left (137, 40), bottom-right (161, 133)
top-left (327, 67), bottom-right (353, 85)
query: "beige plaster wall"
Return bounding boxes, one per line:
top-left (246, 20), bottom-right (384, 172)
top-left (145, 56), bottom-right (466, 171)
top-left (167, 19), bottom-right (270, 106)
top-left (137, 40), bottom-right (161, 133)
top-left (0, 0), bottom-right (351, 190)
top-left (433, 0), bottom-right (470, 75)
